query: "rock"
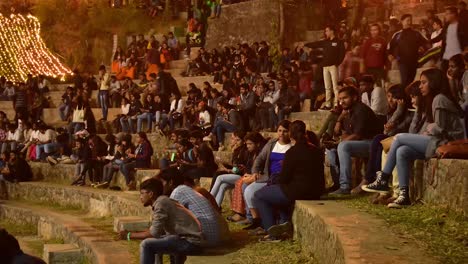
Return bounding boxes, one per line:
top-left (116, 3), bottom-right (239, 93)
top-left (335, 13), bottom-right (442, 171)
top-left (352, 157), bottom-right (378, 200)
top-left (113, 216), bottom-right (150, 232)
top-left (43, 244), bottom-right (82, 264)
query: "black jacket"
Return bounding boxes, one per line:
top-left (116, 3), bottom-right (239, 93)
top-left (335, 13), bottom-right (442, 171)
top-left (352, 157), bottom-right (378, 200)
top-left (278, 142), bottom-right (324, 200)
top-left (305, 38), bottom-right (345, 67)
top-left (388, 28), bottom-right (427, 65)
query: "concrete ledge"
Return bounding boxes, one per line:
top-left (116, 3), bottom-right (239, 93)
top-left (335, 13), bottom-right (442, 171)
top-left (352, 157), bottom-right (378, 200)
top-left (113, 216), bottom-right (150, 232)
top-left (29, 162), bottom-right (159, 191)
top-left (6, 181), bottom-right (149, 217)
top-left (0, 201), bottom-right (133, 264)
top-left (44, 244), bottom-right (82, 264)
top-left (293, 200), bottom-right (436, 264)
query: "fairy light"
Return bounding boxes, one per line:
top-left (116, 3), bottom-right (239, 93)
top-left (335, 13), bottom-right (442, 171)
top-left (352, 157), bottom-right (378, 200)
top-left (0, 13), bottom-right (73, 82)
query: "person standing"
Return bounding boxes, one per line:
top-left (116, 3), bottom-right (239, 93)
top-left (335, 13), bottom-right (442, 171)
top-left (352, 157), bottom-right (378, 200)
top-left (306, 25), bottom-right (346, 110)
top-left (360, 24), bottom-right (387, 84)
top-left (431, 6), bottom-right (468, 73)
top-left (98, 65), bottom-right (110, 121)
top-left (388, 14), bottom-right (428, 89)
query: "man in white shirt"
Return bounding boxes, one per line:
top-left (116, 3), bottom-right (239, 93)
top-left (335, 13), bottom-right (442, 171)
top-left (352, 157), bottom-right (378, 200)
top-left (35, 125), bottom-right (58, 161)
top-left (359, 75), bottom-right (388, 125)
top-left (1, 124), bottom-right (22, 154)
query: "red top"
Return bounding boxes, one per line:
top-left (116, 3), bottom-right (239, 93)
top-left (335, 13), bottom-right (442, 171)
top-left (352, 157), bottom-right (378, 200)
top-left (361, 36), bottom-right (387, 68)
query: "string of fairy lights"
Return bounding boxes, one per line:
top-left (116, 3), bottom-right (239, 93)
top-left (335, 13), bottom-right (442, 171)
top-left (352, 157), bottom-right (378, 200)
top-left (0, 13), bottom-right (72, 82)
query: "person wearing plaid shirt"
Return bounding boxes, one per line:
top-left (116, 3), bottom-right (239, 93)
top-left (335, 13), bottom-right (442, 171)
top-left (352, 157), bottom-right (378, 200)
top-left (170, 184), bottom-right (224, 247)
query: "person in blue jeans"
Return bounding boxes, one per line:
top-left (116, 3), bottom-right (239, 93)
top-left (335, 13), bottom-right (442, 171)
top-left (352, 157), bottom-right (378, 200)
top-left (204, 102), bottom-right (243, 150)
top-left (329, 86), bottom-right (381, 195)
top-left (98, 65), bottom-right (110, 121)
top-left (363, 68), bottom-right (465, 208)
top-left (117, 178), bottom-right (203, 264)
top-left (241, 121), bottom-right (291, 230)
top-left (254, 120), bottom-right (324, 241)
top-left (137, 94), bottom-right (156, 133)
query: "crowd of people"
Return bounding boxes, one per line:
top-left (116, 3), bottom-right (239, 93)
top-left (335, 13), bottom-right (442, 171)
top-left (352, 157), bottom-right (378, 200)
top-left (0, 1), bottom-right (466, 263)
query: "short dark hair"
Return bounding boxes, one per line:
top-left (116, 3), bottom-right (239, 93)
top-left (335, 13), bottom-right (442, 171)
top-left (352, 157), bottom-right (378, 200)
top-left (338, 85), bottom-right (359, 97)
top-left (370, 23), bottom-right (381, 32)
top-left (289, 120), bottom-right (307, 143)
top-left (278, 120), bottom-right (291, 130)
top-left (360, 75), bottom-right (374, 84)
top-left (140, 178), bottom-right (164, 197)
top-left (433, 17), bottom-right (443, 27)
top-left (325, 25), bottom-right (336, 32)
top-left (401, 14), bottom-right (412, 21)
top-left (99, 65), bottom-right (106, 71)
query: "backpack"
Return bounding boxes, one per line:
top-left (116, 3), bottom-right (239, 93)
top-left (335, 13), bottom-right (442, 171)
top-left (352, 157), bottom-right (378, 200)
top-left (436, 139), bottom-right (468, 159)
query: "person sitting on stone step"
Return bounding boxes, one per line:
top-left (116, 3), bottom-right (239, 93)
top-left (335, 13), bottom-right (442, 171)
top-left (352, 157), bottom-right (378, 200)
top-left (157, 168), bottom-right (230, 247)
top-left (119, 132), bottom-right (153, 190)
top-left (117, 178), bottom-right (203, 264)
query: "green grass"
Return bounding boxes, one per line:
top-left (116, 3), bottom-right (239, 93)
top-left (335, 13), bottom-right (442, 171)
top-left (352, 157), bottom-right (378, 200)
top-left (0, 219), bottom-right (36, 236)
top-left (343, 196), bottom-right (468, 264)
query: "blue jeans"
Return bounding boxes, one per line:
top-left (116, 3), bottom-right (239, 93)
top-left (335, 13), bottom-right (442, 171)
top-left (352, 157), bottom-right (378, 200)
top-left (99, 90), bottom-right (109, 120)
top-left (325, 148), bottom-right (339, 187)
top-left (137, 112), bottom-right (154, 132)
top-left (120, 161), bottom-right (136, 184)
top-left (337, 140), bottom-right (372, 190)
top-left (120, 116), bottom-right (136, 133)
top-left (243, 182), bottom-right (267, 214)
top-left (382, 133), bottom-right (430, 189)
top-left (210, 173), bottom-right (241, 206)
top-left (1, 142), bottom-right (16, 154)
top-left (212, 120), bottom-right (237, 145)
top-left (254, 184), bottom-right (293, 231)
top-left (140, 235), bottom-right (201, 264)
top-left (59, 103), bottom-right (70, 121)
top-left (36, 143), bottom-right (59, 160)
top-left (365, 134), bottom-right (389, 182)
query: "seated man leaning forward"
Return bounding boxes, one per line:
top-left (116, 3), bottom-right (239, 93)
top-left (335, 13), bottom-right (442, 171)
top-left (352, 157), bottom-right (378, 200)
top-left (117, 178), bottom-right (204, 264)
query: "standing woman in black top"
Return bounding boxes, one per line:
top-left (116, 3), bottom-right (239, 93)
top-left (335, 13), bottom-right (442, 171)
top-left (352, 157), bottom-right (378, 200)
top-left (254, 120), bottom-right (325, 241)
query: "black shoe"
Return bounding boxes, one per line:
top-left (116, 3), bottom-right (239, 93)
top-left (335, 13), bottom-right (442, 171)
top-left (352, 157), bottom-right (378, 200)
top-left (361, 171), bottom-right (390, 194)
top-left (326, 184), bottom-right (340, 193)
top-left (267, 222), bottom-right (292, 237)
top-left (329, 188), bottom-right (351, 196)
top-left (388, 188), bottom-right (411, 208)
top-left (243, 218), bottom-right (261, 230)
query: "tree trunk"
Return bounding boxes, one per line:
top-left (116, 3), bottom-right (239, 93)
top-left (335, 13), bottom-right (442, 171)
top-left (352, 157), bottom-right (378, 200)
top-left (279, 0), bottom-right (285, 49)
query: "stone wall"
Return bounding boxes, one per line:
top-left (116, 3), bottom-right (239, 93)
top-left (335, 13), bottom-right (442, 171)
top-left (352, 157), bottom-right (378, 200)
top-left (206, 0), bottom-right (321, 49)
top-left (206, 0), bottom-right (280, 49)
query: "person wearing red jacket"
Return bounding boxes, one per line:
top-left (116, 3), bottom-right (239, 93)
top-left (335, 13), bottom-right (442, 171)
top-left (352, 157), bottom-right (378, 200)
top-left (361, 24), bottom-right (387, 84)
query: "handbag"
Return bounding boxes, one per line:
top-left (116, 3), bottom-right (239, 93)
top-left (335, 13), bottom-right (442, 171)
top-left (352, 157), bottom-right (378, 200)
top-left (380, 136), bottom-right (395, 153)
top-left (436, 139), bottom-right (468, 159)
top-left (72, 107), bottom-right (85, 123)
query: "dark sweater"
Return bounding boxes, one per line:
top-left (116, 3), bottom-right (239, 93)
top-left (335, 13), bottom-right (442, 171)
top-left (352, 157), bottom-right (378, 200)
top-left (388, 28), bottom-right (427, 65)
top-left (278, 142), bottom-right (324, 200)
top-left (305, 38), bottom-right (346, 67)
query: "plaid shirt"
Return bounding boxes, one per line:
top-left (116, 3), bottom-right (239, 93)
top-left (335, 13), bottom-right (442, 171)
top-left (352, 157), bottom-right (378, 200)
top-left (170, 185), bottom-right (221, 246)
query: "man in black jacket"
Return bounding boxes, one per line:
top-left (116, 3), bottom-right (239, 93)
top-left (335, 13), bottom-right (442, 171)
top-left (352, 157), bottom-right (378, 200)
top-left (305, 26), bottom-right (345, 110)
top-left (388, 14), bottom-right (428, 89)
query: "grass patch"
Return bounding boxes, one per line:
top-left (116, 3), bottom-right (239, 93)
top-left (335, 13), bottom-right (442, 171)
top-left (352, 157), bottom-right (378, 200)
top-left (0, 219), bottom-right (36, 237)
top-left (343, 196), bottom-right (467, 264)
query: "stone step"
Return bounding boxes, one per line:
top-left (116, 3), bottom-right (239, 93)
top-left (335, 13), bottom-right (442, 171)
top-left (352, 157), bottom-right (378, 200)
top-left (28, 162), bottom-right (159, 191)
top-left (289, 111), bottom-right (330, 133)
top-left (173, 75), bottom-right (213, 90)
top-left (41, 107), bottom-right (122, 124)
top-left (6, 181), bottom-right (149, 217)
top-left (293, 200), bottom-right (437, 264)
top-left (43, 244), bottom-right (83, 264)
top-left (113, 216), bottom-right (150, 232)
top-left (0, 201), bottom-right (134, 264)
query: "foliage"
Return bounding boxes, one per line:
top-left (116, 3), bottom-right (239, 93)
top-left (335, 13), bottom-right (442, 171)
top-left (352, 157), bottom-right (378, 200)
top-left (268, 20), bottom-right (282, 72)
top-left (31, 1), bottom-right (185, 72)
top-left (343, 196), bottom-right (468, 264)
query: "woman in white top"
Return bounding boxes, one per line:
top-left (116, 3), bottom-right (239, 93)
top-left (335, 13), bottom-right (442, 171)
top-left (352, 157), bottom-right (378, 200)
top-left (160, 93), bottom-right (184, 131)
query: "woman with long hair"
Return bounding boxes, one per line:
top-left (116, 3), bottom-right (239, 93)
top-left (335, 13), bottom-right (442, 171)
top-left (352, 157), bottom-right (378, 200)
top-left (254, 120), bottom-right (325, 241)
top-left (363, 68), bottom-right (464, 208)
top-left (120, 132), bottom-right (153, 190)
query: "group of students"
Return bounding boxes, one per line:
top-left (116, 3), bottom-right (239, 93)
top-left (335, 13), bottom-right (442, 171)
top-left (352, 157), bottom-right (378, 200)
top-left (114, 119), bottom-right (324, 264)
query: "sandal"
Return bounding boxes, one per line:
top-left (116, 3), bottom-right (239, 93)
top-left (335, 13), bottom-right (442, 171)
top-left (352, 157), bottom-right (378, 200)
top-left (226, 213), bottom-right (245, 222)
